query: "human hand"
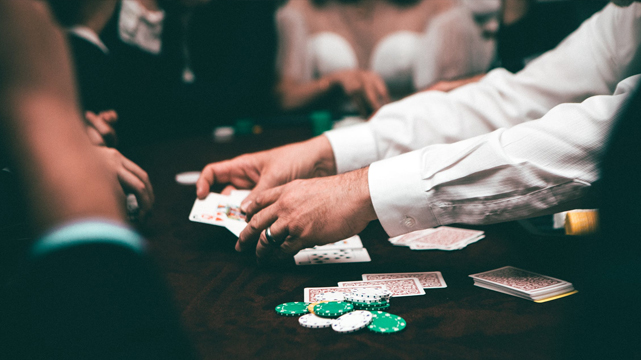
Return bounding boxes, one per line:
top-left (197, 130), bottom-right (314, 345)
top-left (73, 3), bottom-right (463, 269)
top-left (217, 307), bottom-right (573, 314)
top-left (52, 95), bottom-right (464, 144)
top-left (85, 110), bottom-right (118, 147)
top-left (236, 167), bottom-right (377, 263)
top-left (98, 147), bottom-right (154, 219)
top-left (327, 70), bottom-right (390, 117)
top-left (196, 135), bottom-right (336, 210)
top-left (423, 74), bottom-right (485, 93)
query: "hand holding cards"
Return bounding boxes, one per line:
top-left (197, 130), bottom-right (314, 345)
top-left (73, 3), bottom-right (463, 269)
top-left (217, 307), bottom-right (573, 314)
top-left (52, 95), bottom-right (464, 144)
top-left (190, 192), bottom-right (371, 265)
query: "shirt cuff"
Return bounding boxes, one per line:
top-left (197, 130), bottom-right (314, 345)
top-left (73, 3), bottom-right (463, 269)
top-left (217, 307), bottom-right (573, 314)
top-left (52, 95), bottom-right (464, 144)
top-left (368, 150), bottom-right (439, 237)
top-left (31, 219), bottom-right (146, 258)
top-left (324, 123), bottom-right (379, 174)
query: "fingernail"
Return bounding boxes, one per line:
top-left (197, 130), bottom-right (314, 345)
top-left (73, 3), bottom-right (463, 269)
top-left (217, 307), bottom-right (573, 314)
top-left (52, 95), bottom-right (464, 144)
top-left (240, 200), bottom-right (252, 213)
top-left (235, 242), bottom-right (242, 252)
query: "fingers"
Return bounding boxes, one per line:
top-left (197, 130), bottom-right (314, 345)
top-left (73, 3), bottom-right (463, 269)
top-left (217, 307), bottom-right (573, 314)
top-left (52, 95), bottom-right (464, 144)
top-left (99, 110), bottom-right (118, 124)
top-left (196, 163), bottom-right (221, 199)
top-left (236, 204), bottom-right (278, 252)
top-left (255, 218), bottom-right (289, 262)
top-left (240, 181), bottom-right (281, 217)
top-left (371, 73), bottom-right (390, 104)
top-left (221, 184), bottom-right (236, 195)
top-left (85, 111), bottom-right (117, 146)
top-left (116, 167), bottom-right (153, 218)
top-left (86, 125), bottom-right (106, 146)
top-left (121, 156), bottom-right (154, 205)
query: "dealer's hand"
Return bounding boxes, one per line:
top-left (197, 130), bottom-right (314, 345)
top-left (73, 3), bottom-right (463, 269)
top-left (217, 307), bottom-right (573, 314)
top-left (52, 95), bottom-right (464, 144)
top-left (196, 136), bottom-right (337, 210)
top-left (236, 167), bottom-right (378, 262)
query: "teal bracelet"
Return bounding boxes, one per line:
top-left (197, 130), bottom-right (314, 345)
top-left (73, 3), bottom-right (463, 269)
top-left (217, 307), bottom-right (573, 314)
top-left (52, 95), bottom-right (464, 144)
top-left (31, 219), bottom-right (145, 258)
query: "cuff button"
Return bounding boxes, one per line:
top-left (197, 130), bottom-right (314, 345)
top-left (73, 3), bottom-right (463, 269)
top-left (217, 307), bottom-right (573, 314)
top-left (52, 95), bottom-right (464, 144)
top-left (402, 216), bottom-right (416, 228)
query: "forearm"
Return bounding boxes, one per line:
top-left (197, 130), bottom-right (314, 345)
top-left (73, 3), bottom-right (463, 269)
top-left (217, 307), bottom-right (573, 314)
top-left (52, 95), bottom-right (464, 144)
top-left (327, 3), bottom-right (640, 173)
top-left (275, 77), bottom-right (333, 111)
top-left (0, 1), bottom-right (123, 233)
top-left (369, 75), bottom-right (638, 236)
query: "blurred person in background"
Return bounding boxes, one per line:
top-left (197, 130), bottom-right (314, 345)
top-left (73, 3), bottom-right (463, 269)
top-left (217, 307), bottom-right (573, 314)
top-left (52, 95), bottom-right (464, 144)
top-left (274, 0), bottom-right (499, 117)
top-left (0, 2), bottom-right (195, 358)
top-left (46, 0), bottom-right (155, 218)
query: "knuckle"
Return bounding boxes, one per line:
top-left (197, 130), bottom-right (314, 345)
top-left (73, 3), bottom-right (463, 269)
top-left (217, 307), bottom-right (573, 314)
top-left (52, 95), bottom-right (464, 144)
top-left (248, 215), bottom-right (261, 231)
top-left (280, 241), bottom-right (296, 254)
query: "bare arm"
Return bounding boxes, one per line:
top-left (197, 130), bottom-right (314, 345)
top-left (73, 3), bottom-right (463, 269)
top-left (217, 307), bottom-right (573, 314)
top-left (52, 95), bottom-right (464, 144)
top-left (0, 0), bottom-right (124, 233)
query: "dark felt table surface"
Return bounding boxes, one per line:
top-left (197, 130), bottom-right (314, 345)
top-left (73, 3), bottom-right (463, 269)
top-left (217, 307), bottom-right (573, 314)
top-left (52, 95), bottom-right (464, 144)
top-left (125, 126), bottom-right (605, 360)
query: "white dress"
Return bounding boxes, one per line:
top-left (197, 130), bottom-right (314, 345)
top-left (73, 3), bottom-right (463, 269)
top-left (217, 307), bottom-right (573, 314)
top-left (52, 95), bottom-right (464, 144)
top-left (276, 0), bottom-right (499, 100)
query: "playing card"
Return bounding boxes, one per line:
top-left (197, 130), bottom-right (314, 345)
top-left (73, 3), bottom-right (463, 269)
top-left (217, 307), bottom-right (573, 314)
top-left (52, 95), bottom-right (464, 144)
top-left (469, 266), bottom-right (572, 295)
top-left (189, 192), bottom-right (248, 236)
top-left (362, 271), bottom-right (447, 289)
top-left (408, 227), bottom-right (484, 249)
top-left (303, 285), bottom-right (387, 303)
top-left (388, 228), bottom-right (437, 246)
top-left (312, 235), bottom-right (363, 250)
top-left (409, 235), bottom-right (485, 251)
top-left (338, 278), bottom-right (425, 297)
top-left (294, 248), bottom-right (371, 265)
top-left (189, 193), bottom-right (231, 226)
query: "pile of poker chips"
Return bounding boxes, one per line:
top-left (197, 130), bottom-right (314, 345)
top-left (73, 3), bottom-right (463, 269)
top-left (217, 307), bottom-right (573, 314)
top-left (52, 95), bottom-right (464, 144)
top-left (274, 288), bottom-right (406, 334)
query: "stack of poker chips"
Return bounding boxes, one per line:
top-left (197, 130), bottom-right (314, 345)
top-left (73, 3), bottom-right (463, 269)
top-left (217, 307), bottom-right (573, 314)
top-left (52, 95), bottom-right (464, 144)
top-left (274, 288), bottom-right (406, 334)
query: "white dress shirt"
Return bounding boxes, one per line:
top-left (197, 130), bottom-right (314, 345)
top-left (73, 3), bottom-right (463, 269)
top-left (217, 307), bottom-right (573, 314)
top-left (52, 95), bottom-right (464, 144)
top-left (324, 3), bottom-right (641, 237)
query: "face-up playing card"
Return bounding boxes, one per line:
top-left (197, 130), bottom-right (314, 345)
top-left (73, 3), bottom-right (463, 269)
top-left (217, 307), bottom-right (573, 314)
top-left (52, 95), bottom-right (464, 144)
top-left (469, 266), bottom-right (571, 295)
top-left (189, 192), bottom-right (248, 236)
top-left (303, 285), bottom-right (387, 303)
top-left (189, 193), bottom-right (231, 226)
top-left (312, 235), bottom-right (363, 250)
top-left (338, 278), bottom-right (425, 297)
top-left (362, 272), bottom-right (447, 289)
top-left (294, 248), bottom-right (371, 265)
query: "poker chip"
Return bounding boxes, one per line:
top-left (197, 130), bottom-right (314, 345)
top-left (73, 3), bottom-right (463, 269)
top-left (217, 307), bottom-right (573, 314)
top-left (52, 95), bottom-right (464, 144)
top-left (299, 313), bottom-right (334, 329)
top-left (307, 301), bottom-right (329, 314)
top-left (331, 311), bottom-right (374, 333)
top-left (351, 299), bottom-right (389, 307)
top-left (367, 311), bottom-right (406, 334)
top-left (349, 288), bottom-right (392, 301)
top-left (275, 302), bottom-right (310, 316)
top-left (353, 300), bottom-right (390, 311)
top-left (315, 291), bottom-right (346, 302)
top-left (314, 301), bottom-right (354, 318)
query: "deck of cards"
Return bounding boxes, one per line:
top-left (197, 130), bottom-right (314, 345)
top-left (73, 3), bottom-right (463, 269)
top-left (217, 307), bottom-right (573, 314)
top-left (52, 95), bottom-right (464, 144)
top-left (389, 226), bottom-right (485, 251)
top-left (294, 236), bottom-right (371, 265)
top-left (469, 266), bottom-right (577, 303)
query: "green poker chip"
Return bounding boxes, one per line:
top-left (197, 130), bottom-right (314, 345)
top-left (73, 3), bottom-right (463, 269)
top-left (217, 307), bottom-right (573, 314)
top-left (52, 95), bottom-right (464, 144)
top-left (313, 301), bottom-right (354, 318)
top-left (275, 302), bottom-right (310, 316)
top-left (356, 303), bottom-right (390, 311)
top-left (351, 299), bottom-right (389, 308)
top-left (367, 311), bottom-right (406, 333)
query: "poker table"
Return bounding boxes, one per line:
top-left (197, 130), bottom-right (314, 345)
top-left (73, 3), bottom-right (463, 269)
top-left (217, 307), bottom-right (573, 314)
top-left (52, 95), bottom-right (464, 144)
top-left (123, 125), bottom-right (633, 360)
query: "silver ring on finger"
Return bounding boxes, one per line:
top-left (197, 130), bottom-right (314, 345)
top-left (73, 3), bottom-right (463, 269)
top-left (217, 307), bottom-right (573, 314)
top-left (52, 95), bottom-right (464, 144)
top-left (265, 226), bottom-right (284, 247)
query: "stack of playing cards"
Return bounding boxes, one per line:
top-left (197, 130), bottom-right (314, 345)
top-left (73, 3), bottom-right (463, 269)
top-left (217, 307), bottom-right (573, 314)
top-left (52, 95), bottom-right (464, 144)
top-left (469, 266), bottom-right (577, 303)
top-left (189, 192), bottom-right (371, 265)
top-left (389, 226), bottom-right (485, 251)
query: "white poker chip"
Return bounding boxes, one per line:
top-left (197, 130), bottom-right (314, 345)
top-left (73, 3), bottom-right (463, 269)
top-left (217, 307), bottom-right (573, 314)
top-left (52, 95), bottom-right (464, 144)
top-left (350, 288), bottom-right (392, 301)
top-left (299, 313), bottom-right (334, 329)
top-left (315, 292), bottom-right (346, 302)
top-left (332, 311), bottom-right (373, 333)
top-left (175, 171), bottom-right (201, 185)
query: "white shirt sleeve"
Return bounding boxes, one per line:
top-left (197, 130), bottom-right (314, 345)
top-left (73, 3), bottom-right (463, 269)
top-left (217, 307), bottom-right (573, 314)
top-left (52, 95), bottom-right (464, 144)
top-left (323, 3), bottom-right (641, 236)
top-left (326, 3), bottom-right (641, 174)
top-left (370, 75), bottom-right (639, 236)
